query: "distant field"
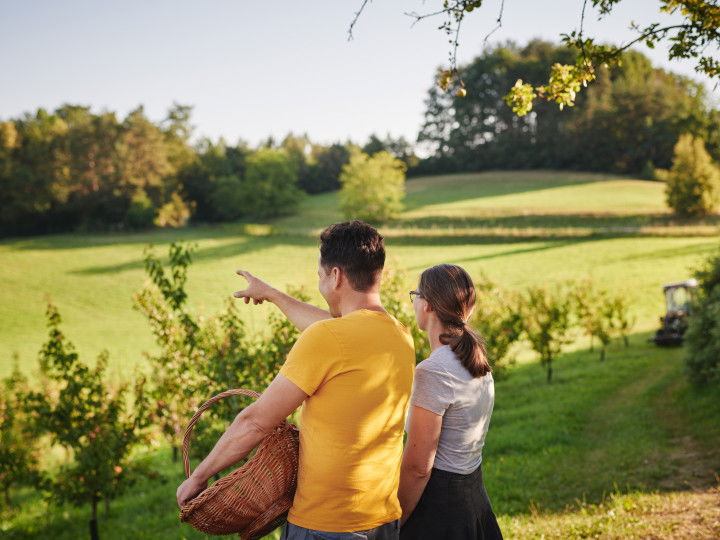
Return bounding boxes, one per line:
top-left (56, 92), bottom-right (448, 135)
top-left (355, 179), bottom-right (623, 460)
top-left (1, 170), bottom-right (718, 378)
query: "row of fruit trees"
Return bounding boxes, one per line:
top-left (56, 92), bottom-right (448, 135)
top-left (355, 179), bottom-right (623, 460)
top-left (0, 243), bottom-right (633, 539)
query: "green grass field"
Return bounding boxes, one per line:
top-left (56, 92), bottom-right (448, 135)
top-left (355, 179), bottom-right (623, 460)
top-left (1, 171), bottom-right (718, 378)
top-left (4, 334), bottom-right (719, 539)
top-left (1, 170), bottom-right (719, 538)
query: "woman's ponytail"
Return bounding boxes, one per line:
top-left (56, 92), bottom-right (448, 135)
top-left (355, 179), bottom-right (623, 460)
top-left (421, 265), bottom-right (492, 378)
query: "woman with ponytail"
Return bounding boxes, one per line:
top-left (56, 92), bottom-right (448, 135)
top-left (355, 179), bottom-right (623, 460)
top-left (398, 264), bottom-right (503, 540)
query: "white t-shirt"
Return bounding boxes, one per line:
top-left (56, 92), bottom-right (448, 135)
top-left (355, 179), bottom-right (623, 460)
top-left (409, 345), bottom-right (495, 474)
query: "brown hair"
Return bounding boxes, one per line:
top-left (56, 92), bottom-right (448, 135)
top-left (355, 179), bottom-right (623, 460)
top-left (418, 264), bottom-right (491, 378)
top-left (319, 221), bottom-right (385, 292)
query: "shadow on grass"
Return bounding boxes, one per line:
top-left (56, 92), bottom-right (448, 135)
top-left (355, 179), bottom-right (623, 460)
top-left (70, 233), bottom-right (318, 276)
top-left (486, 331), bottom-right (720, 516)
top-left (3, 222), bottom-right (293, 252)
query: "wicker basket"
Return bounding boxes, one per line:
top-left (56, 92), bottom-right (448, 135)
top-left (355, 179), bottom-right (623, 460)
top-left (179, 389), bottom-right (300, 538)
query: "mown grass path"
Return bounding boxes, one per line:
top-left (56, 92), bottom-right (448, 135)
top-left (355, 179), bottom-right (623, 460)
top-left (492, 337), bottom-right (720, 538)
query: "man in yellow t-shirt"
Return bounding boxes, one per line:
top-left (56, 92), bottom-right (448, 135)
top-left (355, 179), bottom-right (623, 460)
top-left (177, 221), bottom-right (415, 539)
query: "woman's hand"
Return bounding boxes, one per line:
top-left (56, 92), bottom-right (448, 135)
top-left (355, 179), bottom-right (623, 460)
top-left (176, 475), bottom-right (208, 509)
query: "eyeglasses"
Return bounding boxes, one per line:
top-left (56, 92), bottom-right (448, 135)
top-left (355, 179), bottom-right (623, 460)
top-left (409, 290), bottom-right (423, 302)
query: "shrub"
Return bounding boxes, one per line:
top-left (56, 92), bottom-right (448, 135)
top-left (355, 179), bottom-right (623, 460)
top-left (685, 249), bottom-right (720, 387)
top-left (473, 279), bottom-right (524, 377)
top-left (663, 134), bottom-right (720, 217)
top-left (520, 285), bottom-right (574, 383)
top-left (24, 303), bottom-right (150, 540)
top-left (154, 191), bottom-right (193, 227)
top-left (240, 149), bottom-right (304, 219)
top-left (380, 264), bottom-right (431, 363)
top-left (0, 361), bottom-right (41, 508)
top-left (135, 243), bottom-right (311, 462)
top-left (134, 243), bottom-right (203, 461)
top-left (208, 175), bottom-right (245, 221)
top-left (339, 151), bottom-right (406, 224)
top-left (124, 190), bottom-right (155, 229)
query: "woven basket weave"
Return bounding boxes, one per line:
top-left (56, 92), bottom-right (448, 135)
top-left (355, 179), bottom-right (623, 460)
top-left (179, 389), bottom-right (300, 538)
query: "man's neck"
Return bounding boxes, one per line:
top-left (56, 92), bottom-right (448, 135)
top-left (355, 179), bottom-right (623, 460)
top-left (337, 291), bottom-right (386, 317)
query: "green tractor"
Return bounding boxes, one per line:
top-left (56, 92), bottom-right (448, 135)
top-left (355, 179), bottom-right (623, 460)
top-left (651, 279), bottom-right (698, 346)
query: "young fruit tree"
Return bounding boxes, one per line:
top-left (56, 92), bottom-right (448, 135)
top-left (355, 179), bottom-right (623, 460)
top-left (0, 363), bottom-right (41, 508)
top-left (472, 279), bottom-right (524, 377)
top-left (572, 280), bottom-right (616, 361)
top-left (520, 285), bottom-right (574, 382)
top-left (24, 303), bottom-right (150, 540)
top-left (381, 264), bottom-right (431, 363)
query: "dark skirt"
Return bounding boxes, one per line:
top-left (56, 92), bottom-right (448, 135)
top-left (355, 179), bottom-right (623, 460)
top-left (400, 465), bottom-right (503, 540)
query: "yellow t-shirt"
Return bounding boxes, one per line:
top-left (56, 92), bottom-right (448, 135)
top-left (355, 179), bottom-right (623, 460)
top-left (279, 309), bottom-right (415, 532)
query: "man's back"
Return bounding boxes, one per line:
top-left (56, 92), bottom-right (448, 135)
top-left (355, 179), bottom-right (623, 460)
top-left (280, 309), bottom-right (415, 532)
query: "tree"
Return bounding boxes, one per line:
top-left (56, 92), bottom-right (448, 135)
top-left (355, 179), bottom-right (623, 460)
top-left (339, 151), bottom-right (406, 223)
top-left (685, 248), bottom-right (720, 386)
top-left (178, 139), bottom-right (246, 223)
top-left (350, 1), bottom-right (720, 115)
top-left (135, 243), bottom-right (310, 463)
top-left (380, 264), bottom-right (431, 363)
top-left (0, 362), bottom-right (41, 508)
top-left (610, 293), bottom-right (635, 347)
top-left (417, 42), bottom-right (718, 174)
top-left (662, 134), bottom-right (720, 217)
top-left (299, 143), bottom-right (351, 194)
top-left (348, 0), bottom-right (720, 116)
top-left (473, 279), bottom-right (524, 376)
top-left (24, 303), bottom-right (149, 540)
top-left (133, 243), bottom-right (202, 462)
top-left (572, 280), bottom-right (615, 361)
top-left (240, 148), bottom-right (304, 219)
top-left (520, 285), bottom-right (574, 383)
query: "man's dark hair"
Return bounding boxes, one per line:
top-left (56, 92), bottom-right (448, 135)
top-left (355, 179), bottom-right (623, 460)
top-left (319, 221), bottom-right (385, 292)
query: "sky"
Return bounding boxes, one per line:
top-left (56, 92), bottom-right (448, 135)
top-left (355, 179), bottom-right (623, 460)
top-left (1, 0), bottom-right (717, 147)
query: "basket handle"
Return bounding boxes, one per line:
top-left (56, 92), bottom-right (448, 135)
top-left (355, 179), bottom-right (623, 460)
top-left (182, 388), bottom-right (261, 479)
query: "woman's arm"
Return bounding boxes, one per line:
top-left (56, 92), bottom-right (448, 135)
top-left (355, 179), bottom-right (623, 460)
top-left (398, 405), bottom-right (443, 525)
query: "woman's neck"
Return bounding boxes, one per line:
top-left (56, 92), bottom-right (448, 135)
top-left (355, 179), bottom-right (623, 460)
top-left (426, 316), bottom-right (448, 351)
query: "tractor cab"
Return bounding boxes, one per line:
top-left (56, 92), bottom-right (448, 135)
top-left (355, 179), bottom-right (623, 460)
top-left (651, 279), bottom-right (698, 346)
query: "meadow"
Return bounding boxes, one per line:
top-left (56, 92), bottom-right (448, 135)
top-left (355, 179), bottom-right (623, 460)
top-left (1, 170), bottom-right (719, 538)
top-left (1, 171), bottom-right (718, 378)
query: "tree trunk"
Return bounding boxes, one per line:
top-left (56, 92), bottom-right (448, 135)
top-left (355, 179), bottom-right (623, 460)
top-left (600, 348), bottom-right (605, 361)
top-left (89, 494), bottom-right (100, 540)
top-left (4, 485), bottom-right (10, 508)
top-left (589, 335), bottom-right (594, 352)
top-left (172, 446), bottom-right (178, 463)
top-left (623, 335), bottom-right (629, 347)
top-left (104, 495), bottom-right (110, 520)
top-left (546, 363), bottom-right (553, 383)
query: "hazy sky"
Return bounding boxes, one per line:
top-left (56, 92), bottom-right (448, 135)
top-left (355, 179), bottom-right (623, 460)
top-left (1, 1), bottom-right (717, 147)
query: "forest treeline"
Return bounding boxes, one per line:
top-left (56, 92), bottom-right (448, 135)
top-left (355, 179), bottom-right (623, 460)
top-left (415, 40), bottom-right (720, 176)
top-left (1, 40), bottom-right (718, 236)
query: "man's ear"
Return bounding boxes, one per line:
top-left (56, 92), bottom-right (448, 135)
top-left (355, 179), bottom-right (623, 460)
top-left (331, 266), bottom-right (343, 290)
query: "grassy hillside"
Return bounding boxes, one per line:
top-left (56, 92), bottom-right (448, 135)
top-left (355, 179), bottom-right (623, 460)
top-left (1, 171), bottom-right (717, 378)
top-left (3, 334), bottom-right (719, 539)
top-left (1, 170), bottom-right (719, 539)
